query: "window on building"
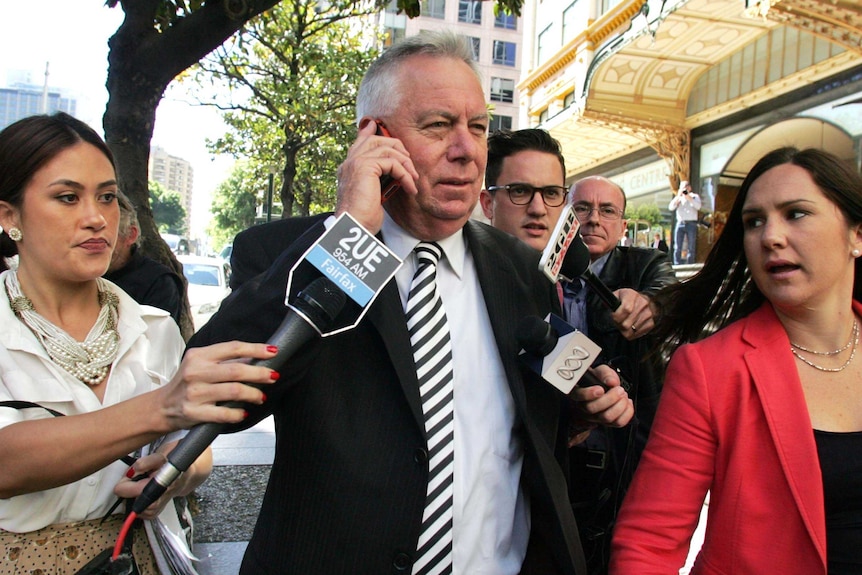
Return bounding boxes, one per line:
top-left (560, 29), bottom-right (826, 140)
top-left (384, 26), bottom-right (406, 47)
top-left (458, 0), bottom-right (481, 24)
top-left (599, 0), bottom-right (623, 14)
top-left (421, 0), bottom-right (445, 19)
top-left (563, 91), bottom-right (575, 109)
top-left (495, 11), bottom-right (517, 30)
top-left (493, 40), bottom-right (516, 66)
top-left (537, 24), bottom-right (554, 64)
top-left (539, 109), bottom-right (549, 124)
top-left (562, 0), bottom-right (582, 43)
top-left (490, 77), bottom-right (515, 103)
top-left (468, 37), bottom-right (480, 61)
top-left (490, 115), bottom-right (512, 131)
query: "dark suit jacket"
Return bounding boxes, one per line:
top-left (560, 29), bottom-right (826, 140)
top-left (567, 246), bottom-right (676, 572)
top-left (103, 247), bottom-right (184, 323)
top-left (191, 217), bottom-right (586, 575)
top-left (229, 213), bottom-right (330, 289)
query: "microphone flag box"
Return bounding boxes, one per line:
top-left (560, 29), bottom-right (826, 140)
top-left (539, 205), bottom-right (579, 283)
top-left (521, 314), bottom-right (602, 395)
top-left (289, 212), bottom-right (402, 335)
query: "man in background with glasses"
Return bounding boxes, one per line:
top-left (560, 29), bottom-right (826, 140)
top-left (479, 129), bottom-right (569, 252)
top-left (566, 175), bottom-right (676, 575)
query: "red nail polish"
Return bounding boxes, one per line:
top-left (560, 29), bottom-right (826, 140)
top-left (270, 371), bottom-right (280, 381)
top-left (243, 410), bottom-right (250, 419)
top-left (267, 345), bottom-right (278, 354)
top-left (261, 393), bottom-right (268, 403)
top-left (126, 467), bottom-right (136, 478)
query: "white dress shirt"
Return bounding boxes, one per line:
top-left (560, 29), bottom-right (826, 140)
top-left (382, 214), bottom-right (529, 574)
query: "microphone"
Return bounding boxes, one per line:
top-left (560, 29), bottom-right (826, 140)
top-left (516, 314), bottom-right (607, 394)
top-left (559, 233), bottom-right (621, 311)
top-left (132, 276), bottom-right (346, 514)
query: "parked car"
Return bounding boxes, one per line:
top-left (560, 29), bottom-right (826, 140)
top-left (178, 255), bottom-right (231, 331)
top-left (161, 233), bottom-right (190, 255)
top-left (219, 244), bottom-right (233, 262)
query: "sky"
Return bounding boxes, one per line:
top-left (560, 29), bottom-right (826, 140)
top-left (1, 0), bottom-right (235, 246)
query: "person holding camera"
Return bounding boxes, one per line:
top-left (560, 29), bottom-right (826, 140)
top-left (668, 180), bottom-right (701, 265)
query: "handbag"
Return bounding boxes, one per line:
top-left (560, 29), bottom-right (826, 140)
top-left (0, 401), bottom-right (195, 575)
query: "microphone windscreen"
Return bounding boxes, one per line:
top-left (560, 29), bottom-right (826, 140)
top-left (293, 276), bottom-right (347, 327)
top-left (559, 234), bottom-right (591, 281)
top-left (516, 315), bottom-right (559, 357)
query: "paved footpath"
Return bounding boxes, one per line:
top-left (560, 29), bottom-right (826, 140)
top-left (193, 416), bottom-right (275, 575)
top-left (188, 415), bottom-right (707, 575)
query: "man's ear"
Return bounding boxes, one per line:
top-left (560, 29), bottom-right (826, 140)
top-left (128, 224), bottom-right (140, 244)
top-left (479, 189), bottom-right (494, 221)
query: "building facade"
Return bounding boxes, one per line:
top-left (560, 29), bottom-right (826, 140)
top-left (0, 82), bottom-right (76, 131)
top-left (149, 146), bottom-right (195, 234)
top-left (519, 0), bottom-right (862, 263)
top-left (381, 0), bottom-right (524, 131)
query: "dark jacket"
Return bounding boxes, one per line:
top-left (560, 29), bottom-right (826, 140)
top-left (229, 213), bottom-right (331, 290)
top-left (567, 246), bottom-right (676, 574)
top-left (104, 247), bottom-right (184, 323)
top-left (190, 218), bottom-right (586, 575)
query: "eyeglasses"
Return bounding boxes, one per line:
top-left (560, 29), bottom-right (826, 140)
top-left (486, 184), bottom-right (569, 207)
top-left (572, 204), bottom-right (624, 221)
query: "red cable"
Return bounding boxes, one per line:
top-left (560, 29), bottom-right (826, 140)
top-left (112, 510), bottom-right (138, 561)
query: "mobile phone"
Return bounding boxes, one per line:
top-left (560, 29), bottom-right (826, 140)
top-left (375, 121), bottom-right (402, 203)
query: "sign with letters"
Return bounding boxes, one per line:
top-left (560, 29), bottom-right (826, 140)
top-left (287, 212), bottom-right (403, 336)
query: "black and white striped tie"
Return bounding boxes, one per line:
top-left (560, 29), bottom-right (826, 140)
top-left (406, 241), bottom-right (454, 575)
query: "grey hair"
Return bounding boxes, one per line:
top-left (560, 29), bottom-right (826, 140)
top-left (356, 31), bottom-right (481, 121)
top-left (117, 191), bottom-right (141, 246)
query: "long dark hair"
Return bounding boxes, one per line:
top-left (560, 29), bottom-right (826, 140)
top-left (652, 146), bottom-right (862, 356)
top-left (0, 113), bottom-right (115, 271)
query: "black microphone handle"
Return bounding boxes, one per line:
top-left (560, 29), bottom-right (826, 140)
top-left (132, 308), bottom-right (323, 515)
top-left (166, 309), bottom-right (320, 473)
top-left (582, 269), bottom-right (622, 311)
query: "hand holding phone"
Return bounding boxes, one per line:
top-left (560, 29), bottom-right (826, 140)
top-left (375, 121), bottom-right (402, 203)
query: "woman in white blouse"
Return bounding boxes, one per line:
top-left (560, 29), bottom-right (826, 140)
top-left (0, 113), bottom-right (276, 574)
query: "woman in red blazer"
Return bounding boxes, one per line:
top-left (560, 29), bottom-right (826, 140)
top-left (610, 147), bottom-right (862, 575)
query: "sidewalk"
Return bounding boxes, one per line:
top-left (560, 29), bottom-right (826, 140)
top-left (193, 416), bottom-right (275, 575)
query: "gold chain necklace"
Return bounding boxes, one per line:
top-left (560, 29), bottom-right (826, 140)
top-left (790, 320), bottom-right (858, 373)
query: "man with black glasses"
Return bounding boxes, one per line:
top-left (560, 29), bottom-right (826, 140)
top-left (565, 175), bottom-right (676, 574)
top-left (479, 129), bottom-right (568, 252)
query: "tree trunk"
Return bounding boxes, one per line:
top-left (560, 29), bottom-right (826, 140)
top-left (103, 0), bottom-right (282, 339)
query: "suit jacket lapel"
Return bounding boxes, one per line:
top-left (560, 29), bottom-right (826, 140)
top-left (743, 303), bottom-right (826, 562)
top-left (366, 275), bottom-right (427, 432)
top-left (464, 222), bottom-right (525, 405)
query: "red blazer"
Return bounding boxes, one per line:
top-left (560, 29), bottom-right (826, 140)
top-left (609, 301), bottom-right (857, 574)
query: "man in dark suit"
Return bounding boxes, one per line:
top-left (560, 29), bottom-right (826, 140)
top-left (190, 32), bottom-right (631, 575)
top-left (651, 232), bottom-right (669, 253)
top-left (228, 212), bottom-right (329, 289)
top-left (104, 192), bottom-right (183, 323)
top-left (564, 176), bottom-right (676, 573)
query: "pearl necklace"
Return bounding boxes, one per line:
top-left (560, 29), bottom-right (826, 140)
top-left (5, 273), bottom-right (120, 386)
top-left (790, 320), bottom-right (858, 373)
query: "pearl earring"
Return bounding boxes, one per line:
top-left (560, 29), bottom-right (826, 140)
top-left (7, 227), bottom-right (22, 242)
top-left (853, 249), bottom-right (861, 258)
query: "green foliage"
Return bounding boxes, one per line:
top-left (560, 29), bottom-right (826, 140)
top-left (192, 0), bottom-right (380, 218)
top-left (626, 203), bottom-right (664, 227)
top-left (207, 162), bottom-right (261, 250)
top-left (149, 181), bottom-right (187, 234)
